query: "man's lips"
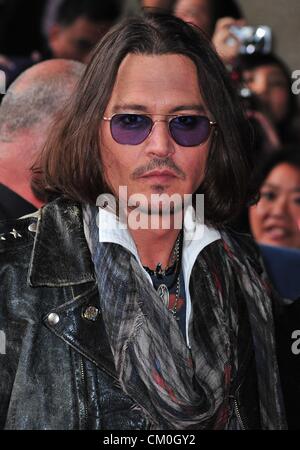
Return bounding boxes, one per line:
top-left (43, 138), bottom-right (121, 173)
top-left (138, 170), bottom-right (178, 182)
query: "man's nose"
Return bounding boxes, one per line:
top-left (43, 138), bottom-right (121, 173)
top-left (144, 121), bottom-right (176, 158)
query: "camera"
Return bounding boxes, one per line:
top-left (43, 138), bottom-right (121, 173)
top-left (229, 26), bottom-right (272, 55)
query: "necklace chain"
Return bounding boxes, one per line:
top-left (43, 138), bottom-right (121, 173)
top-left (171, 273), bottom-right (181, 319)
top-left (153, 233), bottom-right (181, 277)
top-left (147, 232), bottom-right (182, 320)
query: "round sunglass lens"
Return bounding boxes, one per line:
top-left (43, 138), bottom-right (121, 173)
top-left (170, 115), bottom-right (210, 146)
top-left (111, 114), bottom-right (152, 145)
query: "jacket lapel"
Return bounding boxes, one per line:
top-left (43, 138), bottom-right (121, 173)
top-left (28, 198), bottom-right (117, 378)
top-left (28, 198), bottom-right (95, 287)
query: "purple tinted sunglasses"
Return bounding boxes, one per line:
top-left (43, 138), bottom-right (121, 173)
top-left (102, 113), bottom-right (217, 147)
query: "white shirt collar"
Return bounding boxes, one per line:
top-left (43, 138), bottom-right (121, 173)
top-left (95, 205), bottom-right (221, 256)
top-left (83, 205), bottom-right (221, 348)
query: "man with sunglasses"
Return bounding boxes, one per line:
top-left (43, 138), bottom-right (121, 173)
top-left (0, 13), bottom-right (286, 430)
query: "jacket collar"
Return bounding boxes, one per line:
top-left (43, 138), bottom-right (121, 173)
top-left (28, 197), bottom-right (95, 287)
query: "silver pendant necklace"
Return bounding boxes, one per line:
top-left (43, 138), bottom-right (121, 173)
top-left (157, 275), bottom-right (180, 320)
top-left (144, 232), bottom-right (182, 320)
top-left (157, 283), bottom-right (170, 307)
top-left (155, 233), bottom-right (182, 320)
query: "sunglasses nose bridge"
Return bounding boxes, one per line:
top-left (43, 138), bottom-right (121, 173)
top-left (145, 118), bottom-right (176, 156)
top-left (147, 117), bottom-right (172, 139)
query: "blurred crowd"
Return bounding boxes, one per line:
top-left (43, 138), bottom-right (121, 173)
top-left (0, 0), bottom-right (300, 429)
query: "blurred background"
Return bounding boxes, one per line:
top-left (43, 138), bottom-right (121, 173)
top-left (0, 1), bottom-right (299, 77)
top-left (239, 0), bottom-right (300, 79)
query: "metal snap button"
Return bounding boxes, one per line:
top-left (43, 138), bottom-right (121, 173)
top-left (47, 313), bottom-right (60, 326)
top-left (28, 222), bottom-right (37, 233)
top-left (82, 306), bottom-right (99, 322)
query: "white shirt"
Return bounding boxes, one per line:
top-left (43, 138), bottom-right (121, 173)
top-left (83, 206), bottom-right (221, 347)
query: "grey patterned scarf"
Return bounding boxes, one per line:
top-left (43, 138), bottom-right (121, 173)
top-left (85, 205), bottom-right (286, 430)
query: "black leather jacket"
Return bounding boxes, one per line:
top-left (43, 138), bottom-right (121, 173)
top-left (0, 198), bottom-right (275, 429)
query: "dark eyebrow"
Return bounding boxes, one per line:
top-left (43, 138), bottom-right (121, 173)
top-left (170, 104), bottom-right (206, 114)
top-left (112, 104), bottom-right (207, 114)
top-left (112, 104), bottom-right (148, 113)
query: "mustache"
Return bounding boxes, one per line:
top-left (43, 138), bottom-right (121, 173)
top-left (131, 158), bottom-right (186, 180)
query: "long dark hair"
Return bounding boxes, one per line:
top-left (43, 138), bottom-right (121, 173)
top-left (33, 12), bottom-right (254, 225)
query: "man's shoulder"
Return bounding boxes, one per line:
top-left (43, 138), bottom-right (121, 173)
top-left (0, 196), bottom-right (84, 255)
top-left (218, 226), bottom-right (254, 247)
top-left (223, 228), bottom-right (259, 252)
top-left (0, 198), bottom-right (93, 290)
top-left (0, 210), bottom-right (39, 256)
top-left (220, 227), bottom-right (263, 272)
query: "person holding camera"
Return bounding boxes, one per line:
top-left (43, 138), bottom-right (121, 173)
top-left (174, 0), bottom-right (245, 65)
top-left (237, 53), bottom-right (300, 146)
